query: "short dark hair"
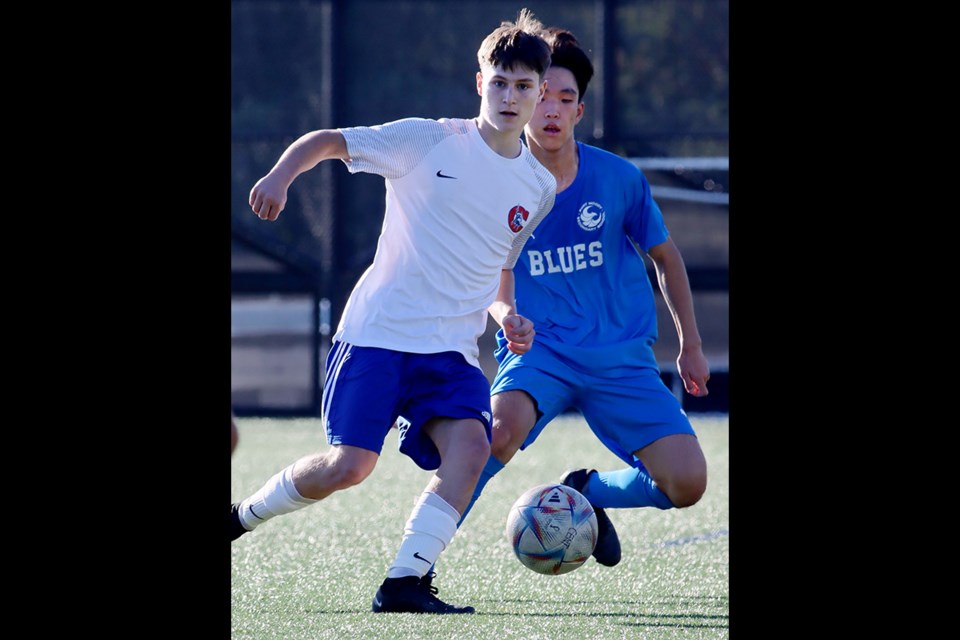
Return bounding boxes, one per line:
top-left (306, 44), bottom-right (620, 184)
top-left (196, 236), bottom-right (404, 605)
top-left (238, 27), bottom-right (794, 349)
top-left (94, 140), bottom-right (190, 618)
top-left (541, 28), bottom-right (595, 101)
top-left (477, 8), bottom-right (551, 77)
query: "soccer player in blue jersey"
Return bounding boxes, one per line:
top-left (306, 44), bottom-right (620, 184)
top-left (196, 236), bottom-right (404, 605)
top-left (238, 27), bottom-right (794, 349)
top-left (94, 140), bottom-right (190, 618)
top-left (424, 26), bottom-right (711, 590)
top-left (230, 10), bottom-right (555, 615)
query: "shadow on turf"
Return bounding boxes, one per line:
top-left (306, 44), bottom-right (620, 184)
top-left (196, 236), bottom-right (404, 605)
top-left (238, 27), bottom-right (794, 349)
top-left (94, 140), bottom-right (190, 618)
top-left (304, 610), bottom-right (727, 631)
top-left (307, 597), bottom-right (728, 627)
top-left (303, 592), bottom-right (729, 617)
top-left (489, 594), bottom-right (726, 606)
top-left (478, 609), bottom-right (726, 621)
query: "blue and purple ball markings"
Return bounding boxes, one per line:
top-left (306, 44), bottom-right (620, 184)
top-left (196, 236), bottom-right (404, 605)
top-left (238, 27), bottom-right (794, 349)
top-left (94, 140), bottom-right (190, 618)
top-left (509, 484), bottom-right (598, 575)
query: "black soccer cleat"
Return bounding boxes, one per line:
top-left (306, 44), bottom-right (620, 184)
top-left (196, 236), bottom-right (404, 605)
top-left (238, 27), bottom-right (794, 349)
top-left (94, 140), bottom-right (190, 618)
top-left (371, 576), bottom-right (475, 614)
top-left (230, 503), bottom-right (250, 541)
top-left (420, 571), bottom-right (438, 595)
top-left (559, 468), bottom-right (622, 567)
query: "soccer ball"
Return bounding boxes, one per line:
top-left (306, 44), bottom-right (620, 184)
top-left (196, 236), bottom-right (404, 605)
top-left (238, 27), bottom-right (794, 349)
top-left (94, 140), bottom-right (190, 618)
top-left (505, 483), bottom-right (598, 575)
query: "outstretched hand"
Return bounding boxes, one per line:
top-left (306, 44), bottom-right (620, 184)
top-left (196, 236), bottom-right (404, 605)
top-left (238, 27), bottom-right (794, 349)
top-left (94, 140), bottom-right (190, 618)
top-left (502, 314), bottom-right (535, 355)
top-left (678, 348), bottom-right (710, 397)
top-left (249, 173), bottom-right (288, 221)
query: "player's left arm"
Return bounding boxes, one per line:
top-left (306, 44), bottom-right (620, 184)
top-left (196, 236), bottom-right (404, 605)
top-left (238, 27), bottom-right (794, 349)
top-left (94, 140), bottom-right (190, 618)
top-left (488, 269), bottom-right (535, 355)
top-left (647, 238), bottom-right (710, 397)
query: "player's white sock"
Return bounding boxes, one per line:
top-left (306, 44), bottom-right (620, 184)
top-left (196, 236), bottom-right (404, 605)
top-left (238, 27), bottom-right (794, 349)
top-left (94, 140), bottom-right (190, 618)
top-left (237, 464), bottom-right (317, 531)
top-left (386, 491), bottom-right (459, 579)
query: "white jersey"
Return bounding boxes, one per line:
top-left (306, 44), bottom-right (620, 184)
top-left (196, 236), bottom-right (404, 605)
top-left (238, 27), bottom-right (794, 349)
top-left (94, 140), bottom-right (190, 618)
top-left (336, 117), bottom-right (557, 368)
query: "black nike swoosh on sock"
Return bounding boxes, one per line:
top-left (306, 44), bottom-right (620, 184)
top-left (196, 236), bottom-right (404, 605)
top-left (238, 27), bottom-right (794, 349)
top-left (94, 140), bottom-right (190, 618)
top-left (413, 551), bottom-right (432, 564)
top-left (249, 504), bottom-right (265, 520)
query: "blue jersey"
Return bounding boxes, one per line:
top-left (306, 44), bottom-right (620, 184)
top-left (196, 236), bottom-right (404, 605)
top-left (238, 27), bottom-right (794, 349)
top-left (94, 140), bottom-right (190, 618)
top-left (513, 142), bottom-right (668, 373)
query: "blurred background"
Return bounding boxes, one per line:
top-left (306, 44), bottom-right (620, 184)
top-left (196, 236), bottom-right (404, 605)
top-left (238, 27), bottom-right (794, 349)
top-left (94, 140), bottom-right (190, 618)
top-left (231, 0), bottom-right (728, 416)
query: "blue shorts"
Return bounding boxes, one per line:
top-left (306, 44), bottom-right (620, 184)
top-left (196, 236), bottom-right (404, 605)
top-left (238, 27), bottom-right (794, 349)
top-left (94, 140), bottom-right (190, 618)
top-left (323, 341), bottom-right (492, 471)
top-left (489, 333), bottom-right (695, 467)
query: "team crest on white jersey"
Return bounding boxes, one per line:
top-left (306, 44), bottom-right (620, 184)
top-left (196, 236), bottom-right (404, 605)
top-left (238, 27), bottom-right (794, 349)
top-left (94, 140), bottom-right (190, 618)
top-left (508, 205), bottom-right (530, 233)
top-left (577, 201), bottom-right (605, 231)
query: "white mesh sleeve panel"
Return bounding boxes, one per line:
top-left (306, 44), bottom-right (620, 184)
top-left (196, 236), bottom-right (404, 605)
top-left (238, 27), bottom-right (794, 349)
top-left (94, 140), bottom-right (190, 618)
top-left (339, 117), bottom-right (469, 180)
top-left (504, 151), bottom-right (557, 269)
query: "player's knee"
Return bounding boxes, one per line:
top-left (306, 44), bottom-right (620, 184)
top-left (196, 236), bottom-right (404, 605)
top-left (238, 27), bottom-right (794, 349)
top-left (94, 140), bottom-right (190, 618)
top-left (665, 471), bottom-right (707, 508)
top-left (337, 464), bottom-right (374, 488)
top-left (491, 390), bottom-right (535, 461)
top-left (489, 418), bottom-right (515, 458)
top-left (292, 452), bottom-right (373, 499)
top-left (324, 451), bottom-right (376, 490)
top-left (460, 430), bottom-right (492, 475)
top-left (490, 415), bottom-right (529, 460)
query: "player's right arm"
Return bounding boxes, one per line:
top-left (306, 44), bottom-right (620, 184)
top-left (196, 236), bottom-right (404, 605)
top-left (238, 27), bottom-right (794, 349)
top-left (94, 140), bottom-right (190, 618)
top-left (646, 237), bottom-right (710, 397)
top-left (488, 269), bottom-right (536, 355)
top-left (249, 130), bottom-right (349, 221)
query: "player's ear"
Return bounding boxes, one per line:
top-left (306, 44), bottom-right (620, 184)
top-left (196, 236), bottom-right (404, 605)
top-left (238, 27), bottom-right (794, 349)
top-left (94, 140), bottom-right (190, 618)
top-left (538, 80), bottom-right (547, 102)
top-left (574, 101), bottom-right (585, 124)
top-left (476, 71), bottom-right (484, 96)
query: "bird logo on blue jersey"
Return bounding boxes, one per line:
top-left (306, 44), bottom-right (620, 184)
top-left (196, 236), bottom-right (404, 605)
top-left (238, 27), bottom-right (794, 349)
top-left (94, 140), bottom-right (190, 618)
top-left (577, 202), bottom-right (605, 231)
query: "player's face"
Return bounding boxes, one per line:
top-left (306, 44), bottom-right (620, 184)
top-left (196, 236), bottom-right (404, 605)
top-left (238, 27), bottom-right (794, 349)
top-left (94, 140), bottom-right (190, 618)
top-left (524, 66), bottom-right (585, 153)
top-left (476, 64), bottom-right (546, 137)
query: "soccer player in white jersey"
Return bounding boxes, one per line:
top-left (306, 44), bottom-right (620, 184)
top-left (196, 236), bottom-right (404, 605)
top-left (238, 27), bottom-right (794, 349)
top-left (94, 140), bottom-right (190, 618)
top-left (230, 9), bottom-right (556, 615)
top-left (426, 26), bottom-right (712, 589)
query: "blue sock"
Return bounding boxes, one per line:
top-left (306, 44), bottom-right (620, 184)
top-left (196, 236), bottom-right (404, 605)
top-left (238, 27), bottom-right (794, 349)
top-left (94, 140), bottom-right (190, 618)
top-left (584, 467), bottom-right (675, 510)
top-left (427, 455), bottom-right (504, 578)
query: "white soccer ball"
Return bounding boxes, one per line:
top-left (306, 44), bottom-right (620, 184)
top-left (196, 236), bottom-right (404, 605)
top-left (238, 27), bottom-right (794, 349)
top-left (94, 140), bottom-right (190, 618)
top-left (505, 483), bottom-right (599, 575)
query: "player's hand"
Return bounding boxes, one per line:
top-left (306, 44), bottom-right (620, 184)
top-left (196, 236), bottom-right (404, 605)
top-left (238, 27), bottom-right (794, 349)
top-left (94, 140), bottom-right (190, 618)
top-left (249, 173), bottom-right (288, 221)
top-left (502, 314), bottom-right (535, 355)
top-left (678, 348), bottom-right (710, 397)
